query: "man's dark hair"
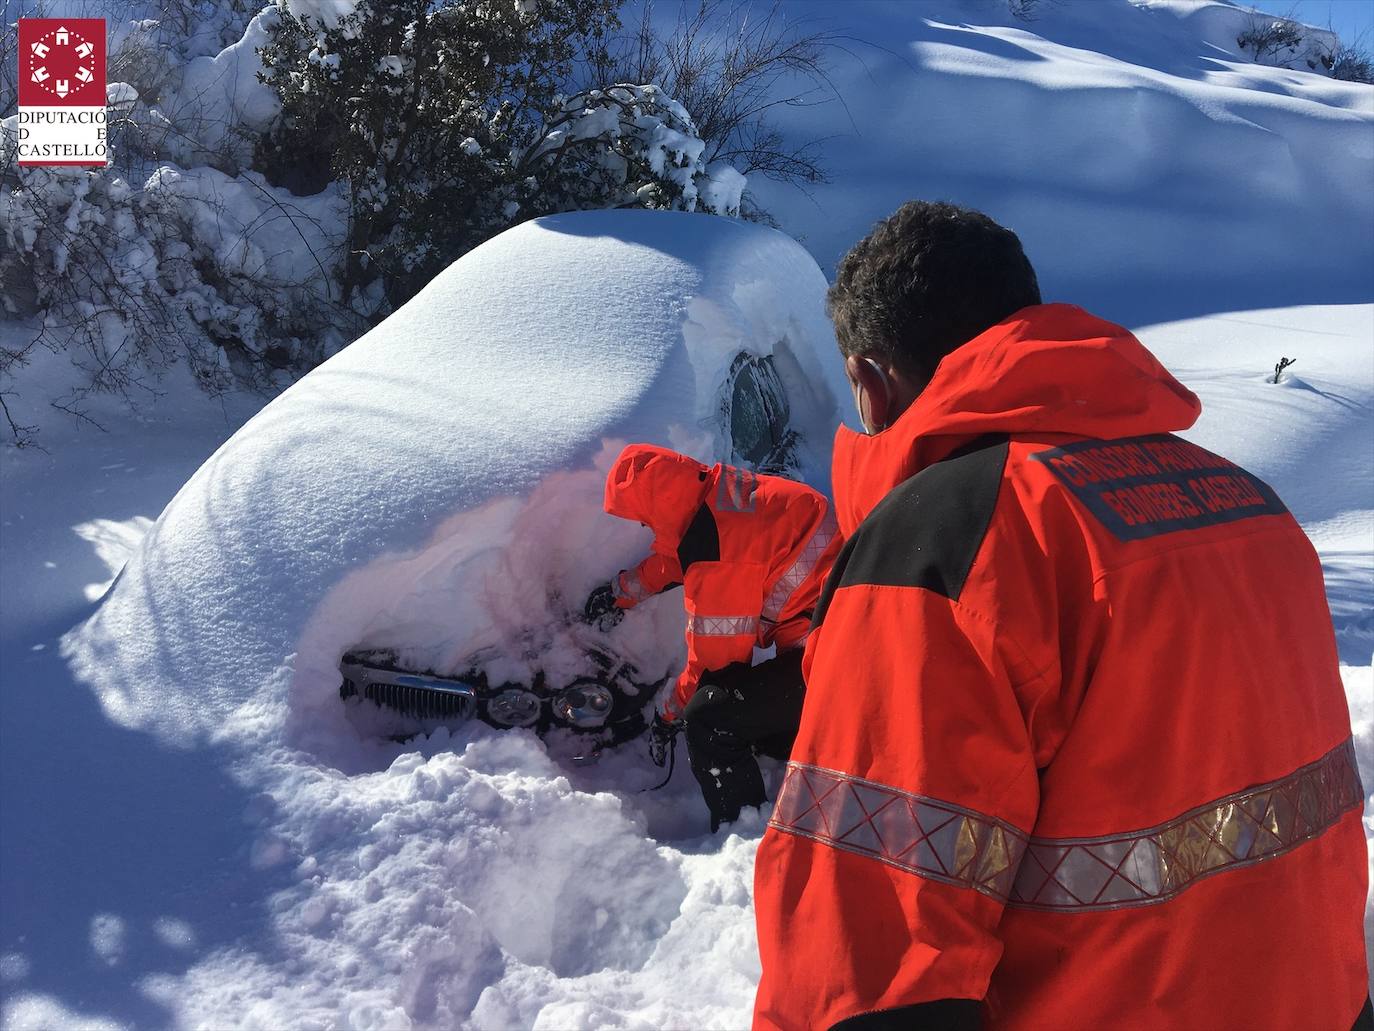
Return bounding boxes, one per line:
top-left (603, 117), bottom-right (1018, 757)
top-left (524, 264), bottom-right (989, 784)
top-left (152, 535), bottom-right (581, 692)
top-left (827, 201), bottom-right (1041, 381)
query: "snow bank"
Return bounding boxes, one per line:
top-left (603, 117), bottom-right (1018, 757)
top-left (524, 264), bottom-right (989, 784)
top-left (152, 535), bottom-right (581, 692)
top-left (747, 0), bottom-right (1374, 324)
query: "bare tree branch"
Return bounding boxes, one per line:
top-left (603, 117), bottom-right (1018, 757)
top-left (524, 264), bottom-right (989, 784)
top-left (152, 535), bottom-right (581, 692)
top-left (588, 0), bottom-right (862, 219)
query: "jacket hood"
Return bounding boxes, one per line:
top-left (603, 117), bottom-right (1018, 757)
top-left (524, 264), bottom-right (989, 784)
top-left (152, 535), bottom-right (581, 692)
top-left (833, 304), bottom-right (1202, 536)
top-left (604, 444), bottom-right (711, 542)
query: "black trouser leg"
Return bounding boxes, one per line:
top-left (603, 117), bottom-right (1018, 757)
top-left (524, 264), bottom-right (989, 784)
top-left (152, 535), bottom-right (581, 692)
top-left (682, 695), bottom-right (767, 833)
top-left (680, 648), bottom-right (806, 832)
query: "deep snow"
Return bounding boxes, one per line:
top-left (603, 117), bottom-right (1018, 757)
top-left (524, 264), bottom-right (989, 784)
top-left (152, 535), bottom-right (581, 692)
top-left (2, 0), bottom-right (1372, 1027)
top-left (4, 210), bottom-right (848, 1029)
top-left (747, 0), bottom-right (1374, 326)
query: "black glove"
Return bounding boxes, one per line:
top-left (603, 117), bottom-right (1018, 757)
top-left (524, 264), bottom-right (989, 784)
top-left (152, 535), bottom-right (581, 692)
top-left (583, 582), bottom-right (624, 630)
top-left (648, 712), bottom-right (680, 767)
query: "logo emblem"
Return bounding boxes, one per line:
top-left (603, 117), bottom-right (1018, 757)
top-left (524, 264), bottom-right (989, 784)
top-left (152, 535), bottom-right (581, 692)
top-left (17, 19), bottom-right (108, 168)
top-left (26, 23), bottom-right (100, 101)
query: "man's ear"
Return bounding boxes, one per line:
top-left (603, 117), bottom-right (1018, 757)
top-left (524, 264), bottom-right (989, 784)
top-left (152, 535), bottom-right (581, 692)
top-left (846, 354), bottom-right (893, 433)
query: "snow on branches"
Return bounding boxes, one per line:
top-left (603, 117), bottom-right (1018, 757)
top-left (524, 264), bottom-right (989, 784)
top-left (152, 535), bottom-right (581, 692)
top-left (255, 0), bottom-right (747, 314)
top-left (530, 85), bottom-right (745, 216)
top-left (0, 161), bottom-right (356, 444)
top-left (0, 0), bottom-right (751, 445)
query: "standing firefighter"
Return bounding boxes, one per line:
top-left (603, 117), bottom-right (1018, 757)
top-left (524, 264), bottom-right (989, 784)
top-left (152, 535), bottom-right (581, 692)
top-left (585, 444), bottom-right (840, 831)
top-left (752, 202), bottom-right (1369, 1030)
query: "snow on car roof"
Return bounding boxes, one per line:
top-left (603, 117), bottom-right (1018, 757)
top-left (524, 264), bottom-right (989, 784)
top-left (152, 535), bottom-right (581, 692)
top-left (64, 209), bottom-right (846, 750)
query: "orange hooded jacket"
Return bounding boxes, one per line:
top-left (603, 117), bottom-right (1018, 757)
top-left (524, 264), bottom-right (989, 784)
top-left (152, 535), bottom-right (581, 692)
top-left (604, 445), bottom-right (840, 719)
top-left (752, 304), bottom-right (1367, 1030)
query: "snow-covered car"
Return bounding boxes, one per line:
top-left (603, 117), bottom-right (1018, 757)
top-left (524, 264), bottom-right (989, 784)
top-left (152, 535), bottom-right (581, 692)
top-left (67, 210), bottom-right (849, 761)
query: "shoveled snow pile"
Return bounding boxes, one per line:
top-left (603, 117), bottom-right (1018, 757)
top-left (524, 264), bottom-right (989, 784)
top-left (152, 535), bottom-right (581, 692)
top-left (44, 209), bottom-right (846, 1027)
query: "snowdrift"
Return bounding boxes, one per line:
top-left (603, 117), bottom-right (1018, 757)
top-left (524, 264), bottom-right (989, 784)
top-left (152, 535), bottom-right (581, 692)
top-left (748, 0), bottom-right (1374, 325)
top-left (65, 210), bottom-right (847, 757)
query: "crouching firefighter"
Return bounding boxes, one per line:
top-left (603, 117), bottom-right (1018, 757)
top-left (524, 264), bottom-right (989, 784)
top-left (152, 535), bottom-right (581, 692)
top-left (584, 444), bottom-right (841, 831)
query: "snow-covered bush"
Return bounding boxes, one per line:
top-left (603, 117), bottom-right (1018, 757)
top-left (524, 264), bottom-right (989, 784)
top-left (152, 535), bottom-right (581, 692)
top-left (0, 159), bottom-right (356, 444)
top-left (0, 2), bottom-right (342, 444)
top-left (1237, 12), bottom-right (1309, 66)
top-left (100, 2), bottom-right (283, 175)
top-left (590, 0), bottom-right (845, 224)
top-left (533, 85), bottom-right (744, 216)
top-left (254, 0), bottom-right (745, 314)
top-left (106, 0), bottom-right (262, 116)
top-left (0, 0), bottom-right (755, 445)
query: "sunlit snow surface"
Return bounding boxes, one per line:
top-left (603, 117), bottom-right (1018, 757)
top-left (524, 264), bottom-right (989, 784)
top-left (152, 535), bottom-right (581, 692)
top-left (1, 0), bottom-right (1372, 1023)
top-left (745, 0), bottom-right (1373, 327)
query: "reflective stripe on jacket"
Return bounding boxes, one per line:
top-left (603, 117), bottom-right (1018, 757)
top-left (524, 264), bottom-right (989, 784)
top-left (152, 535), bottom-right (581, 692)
top-left (604, 444), bottom-right (841, 719)
top-left (752, 304), bottom-right (1368, 1031)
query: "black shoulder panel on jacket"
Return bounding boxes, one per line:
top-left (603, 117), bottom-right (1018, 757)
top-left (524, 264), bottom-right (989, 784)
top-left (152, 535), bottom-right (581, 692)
top-left (812, 435), bottom-right (1009, 625)
top-left (829, 998), bottom-right (982, 1031)
top-left (677, 502), bottom-right (720, 571)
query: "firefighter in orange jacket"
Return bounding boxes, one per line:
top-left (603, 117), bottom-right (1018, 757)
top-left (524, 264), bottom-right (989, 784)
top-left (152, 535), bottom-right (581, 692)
top-left (584, 444), bottom-right (840, 831)
top-left (753, 202), bottom-right (1369, 1030)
